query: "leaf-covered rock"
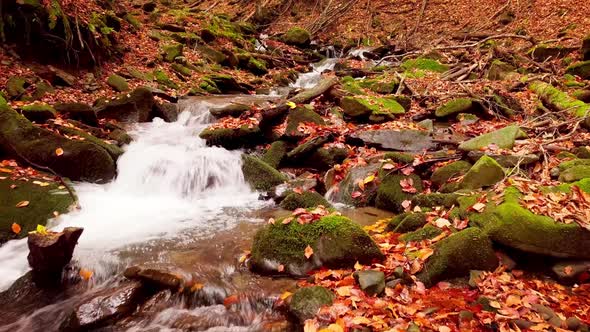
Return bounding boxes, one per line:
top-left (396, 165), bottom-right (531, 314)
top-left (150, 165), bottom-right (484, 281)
top-left (288, 286), bottom-right (334, 322)
top-left (279, 191), bottom-right (332, 210)
top-left (19, 103), bottom-right (56, 123)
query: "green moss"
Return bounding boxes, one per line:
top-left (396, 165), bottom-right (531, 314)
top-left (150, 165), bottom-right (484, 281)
top-left (383, 152), bottom-right (415, 164)
top-left (401, 58), bottom-right (448, 73)
top-left (262, 141), bottom-right (288, 169)
top-left (107, 74), bottom-right (129, 92)
top-left (559, 165), bottom-right (590, 182)
top-left (197, 45), bottom-right (227, 64)
top-left (205, 15), bottom-right (245, 42)
top-left (246, 57), bottom-right (268, 75)
top-left (458, 125), bottom-right (520, 151)
top-left (285, 107), bottom-right (324, 137)
top-left (387, 212), bottom-right (427, 233)
top-left (171, 63), bottom-right (192, 77)
top-left (375, 173), bottom-right (423, 213)
top-left (250, 215), bottom-right (383, 274)
top-left (124, 14), bottom-right (141, 29)
top-left (435, 98), bottom-right (478, 117)
top-left (431, 161), bottom-right (472, 187)
top-left (340, 96), bottom-right (405, 123)
top-left (162, 43), bottom-right (183, 62)
top-left (6, 77), bottom-right (26, 98)
top-left (341, 76), bottom-right (365, 95)
top-left (200, 126), bottom-right (262, 149)
top-left (459, 155), bottom-right (504, 190)
top-left (487, 60), bottom-right (516, 80)
top-left (529, 81), bottom-right (590, 120)
top-left (400, 225), bottom-right (443, 242)
top-left (558, 158), bottom-right (590, 171)
top-left (289, 287), bottom-right (334, 322)
top-left (280, 191), bottom-right (332, 210)
top-left (412, 193), bottom-right (460, 208)
top-left (566, 61), bottom-right (590, 79)
top-left (20, 103), bottom-right (56, 123)
top-left (241, 155), bottom-right (286, 191)
top-left (58, 126), bottom-right (123, 161)
top-left (154, 70), bottom-right (179, 90)
top-left (282, 27), bottom-right (311, 47)
top-left (417, 228), bottom-right (498, 287)
top-left (0, 177), bottom-right (74, 244)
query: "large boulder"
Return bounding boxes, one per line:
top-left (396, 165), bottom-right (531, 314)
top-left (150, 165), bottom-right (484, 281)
top-left (375, 173), bottom-right (423, 213)
top-left (459, 155), bottom-right (505, 189)
top-left (200, 126), bottom-right (263, 149)
top-left (458, 125), bottom-right (520, 151)
top-left (262, 140), bottom-right (288, 169)
top-left (250, 215), bottom-right (384, 276)
top-left (282, 27), bottom-right (311, 47)
top-left (417, 227), bottom-right (498, 287)
top-left (241, 155), bottom-right (286, 191)
top-left (28, 227), bottom-right (84, 286)
top-left (529, 81), bottom-right (590, 125)
top-left (95, 87), bottom-right (155, 123)
top-left (54, 103), bottom-right (98, 126)
top-left (285, 107), bottom-right (324, 138)
top-left (431, 160), bottom-right (472, 187)
top-left (19, 103), bottom-right (57, 123)
top-left (347, 129), bottom-right (433, 152)
top-left (0, 106), bottom-right (117, 183)
top-left (340, 96), bottom-right (405, 123)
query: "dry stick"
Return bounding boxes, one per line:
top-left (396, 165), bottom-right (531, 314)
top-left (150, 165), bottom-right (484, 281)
top-left (409, 0), bottom-right (428, 39)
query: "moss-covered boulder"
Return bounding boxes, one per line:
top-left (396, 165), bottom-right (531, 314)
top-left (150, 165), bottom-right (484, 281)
top-left (106, 74), bottom-right (129, 92)
top-left (154, 70), bottom-right (179, 90)
top-left (95, 87), bottom-right (154, 123)
top-left (387, 212), bottom-right (427, 233)
top-left (471, 187), bottom-right (590, 259)
top-left (203, 74), bottom-right (249, 94)
top-left (54, 103), bottom-right (98, 126)
top-left (0, 107), bottom-right (116, 183)
top-left (196, 45), bottom-right (227, 64)
top-left (58, 126), bottom-right (123, 161)
top-left (250, 215), bottom-right (384, 276)
top-left (6, 77), bottom-right (27, 99)
top-left (286, 135), bottom-right (333, 161)
top-left (0, 176), bottom-right (75, 244)
top-left (401, 58), bottom-right (449, 76)
top-left (288, 286), bottom-right (334, 322)
top-left (279, 191), bottom-right (332, 210)
top-left (459, 155), bottom-right (504, 190)
top-left (299, 146), bottom-right (349, 171)
top-left (400, 225), bottom-right (443, 242)
top-left (435, 98), bottom-right (481, 118)
top-left (209, 103), bottom-right (250, 118)
top-left (262, 141), bottom-right (288, 169)
top-left (529, 81), bottom-right (590, 125)
top-left (241, 155), bottom-right (286, 191)
top-left (330, 163), bottom-right (381, 206)
top-left (558, 165), bottom-right (590, 182)
top-left (417, 228), bottom-right (498, 287)
top-left (350, 129), bottom-right (432, 152)
top-left (566, 61), bottom-right (590, 79)
top-left (162, 43), bottom-right (183, 62)
top-left (486, 60), bottom-right (517, 80)
top-left (340, 96), bottom-right (405, 123)
top-left (282, 27), bottom-right (311, 47)
top-left (200, 126), bottom-right (262, 149)
top-left (411, 193), bottom-right (460, 208)
top-left (285, 107), bottom-right (324, 138)
top-left (19, 103), bottom-right (56, 123)
top-left (431, 161), bottom-right (472, 187)
top-left (458, 125), bottom-right (520, 151)
top-left (467, 151), bottom-right (539, 168)
top-left (529, 45), bottom-right (575, 61)
top-left (170, 63), bottom-right (192, 77)
top-left (375, 173), bottom-right (423, 212)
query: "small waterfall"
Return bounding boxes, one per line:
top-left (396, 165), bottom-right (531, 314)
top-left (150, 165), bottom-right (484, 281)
top-left (290, 58), bottom-right (338, 89)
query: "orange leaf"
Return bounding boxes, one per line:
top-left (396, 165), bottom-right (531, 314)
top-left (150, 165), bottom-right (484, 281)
top-left (223, 294), bottom-right (240, 308)
top-left (277, 264), bottom-right (285, 272)
top-left (304, 245), bottom-right (314, 259)
top-left (293, 187), bottom-right (304, 194)
top-left (11, 223), bottom-right (21, 234)
top-left (15, 200), bottom-right (29, 208)
top-left (190, 283), bottom-right (204, 291)
top-left (0, 167), bottom-right (12, 173)
top-left (55, 148), bottom-right (64, 156)
top-left (79, 268), bottom-right (93, 281)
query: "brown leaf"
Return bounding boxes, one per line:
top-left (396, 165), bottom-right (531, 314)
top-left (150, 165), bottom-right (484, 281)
top-left (15, 200), bottom-right (29, 208)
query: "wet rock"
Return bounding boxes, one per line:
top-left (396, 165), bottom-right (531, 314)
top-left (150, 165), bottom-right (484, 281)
top-left (458, 125), bottom-right (520, 151)
top-left (411, 193), bottom-right (459, 208)
top-left (286, 134), bottom-right (333, 161)
top-left (467, 151), bottom-right (539, 168)
top-left (262, 140), bottom-right (288, 169)
top-left (0, 106), bottom-right (116, 183)
top-left (209, 103), bottom-right (250, 118)
top-left (57, 125), bottom-right (123, 161)
top-left (95, 87), bottom-right (154, 123)
top-left (288, 286), bottom-right (334, 322)
top-left (144, 86), bottom-right (178, 103)
top-left (340, 96), bottom-right (405, 123)
top-left (206, 74), bottom-right (250, 94)
top-left (299, 146), bottom-right (349, 171)
top-left (435, 98), bottom-right (482, 118)
top-left (108, 129), bottom-right (133, 146)
top-left (241, 155), bottom-right (287, 191)
top-left (54, 103), bottom-right (98, 126)
top-left (273, 172), bottom-right (319, 202)
top-left (64, 281), bottom-right (144, 330)
top-left (151, 101), bottom-right (178, 122)
top-left (28, 227), bottom-right (83, 286)
top-left (329, 163), bottom-right (381, 206)
top-left (107, 74), bottom-right (129, 92)
top-left (19, 103), bottom-right (56, 123)
top-left (200, 126), bottom-right (263, 149)
top-left (566, 61), bottom-right (590, 79)
top-left (282, 27), bottom-right (311, 48)
top-left (348, 129), bottom-right (433, 152)
top-left (459, 155), bottom-right (505, 190)
top-left (285, 106), bottom-right (324, 138)
top-left (417, 228), bottom-right (498, 287)
top-left (279, 191), bottom-right (331, 210)
top-left (431, 160), bottom-right (472, 187)
top-left (375, 173), bottom-right (423, 213)
top-left (250, 215), bottom-right (384, 276)
top-left (124, 266), bottom-right (184, 290)
top-left (354, 270), bottom-right (385, 296)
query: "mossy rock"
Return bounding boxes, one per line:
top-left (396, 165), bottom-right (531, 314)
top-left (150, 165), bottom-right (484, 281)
top-left (250, 215), bottom-right (384, 276)
top-left (470, 187), bottom-right (590, 259)
top-left (375, 173), bottom-right (423, 213)
top-left (262, 141), bottom-right (288, 169)
top-left (558, 158), bottom-right (590, 172)
top-left (300, 147), bottom-right (348, 171)
top-left (467, 151), bottom-right (539, 168)
top-left (458, 125), bottom-right (520, 151)
top-left (340, 96), bottom-right (405, 123)
top-left (6, 77), bottom-right (27, 99)
top-left (154, 70), bottom-right (179, 90)
top-left (170, 63), bottom-right (192, 77)
top-left (431, 161), bottom-right (472, 187)
top-left (340, 76), bottom-right (365, 95)
top-left (382, 152), bottom-right (415, 164)
top-left (282, 27), bottom-right (311, 47)
top-left (400, 225), bottom-right (443, 242)
top-left (529, 81), bottom-right (590, 123)
top-left (196, 45), bottom-right (227, 64)
top-left (288, 286), bottom-right (334, 322)
top-left (401, 58), bottom-right (448, 75)
top-left (245, 57), bottom-right (268, 75)
top-left (459, 155), bottom-right (504, 190)
top-left (330, 163), bottom-right (381, 206)
top-left (31, 81), bottom-right (55, 101)
top-left (286, 135), bottom-right (333, 161)
top-left (417, 228), bottom-right (498, 287)
top-left (19, 103), bottom-right (56, 123)
top-left (566, 61), bottom-right (590, 79)
top-left (204, 74), bottom-right (249, 94)
top-left (387, 212), bottom-right (427, 233)
top-left (58, 126), bottom-right (123, 161)
top-left (572, 89), bottom-right (590, 103)
top-left (280, 191), bottom-right (332, 210)
top-left (200, 126), bottom-right (262, 149)
top-left (435, 98), bottom-right (481, 118)
top-left (108, 129), bottom-right (132, 146)
top-left (0, 176), bottom-right (75, 244)
top-left (558, 165), bottom-right (590, 182)
top-left (209, 103), bottom-right (249, 118)
top-left (54, 103), bottom-right (98, 126)
top-left (487, 60), bottom-right (517, 80)
top-left (528, 45), bottom-right (574, 61)
top-left (583, 35), bottom-right (590, 61)
top-left (0, 107), bottom-right (116, 183)
top-left (95, 87), bottom-right (154, 122)
top-left (241, 155), bottom-right (286, 191)
top-left (124, 13), bottom-right (141, 29)
top-left (411, 193), bottom-right (459, 208)
top-left (106, 74), bottom-right (129, 92)
top-left (285, 106), bottom-right (324, 137)
top-left (162, 43), bottom-right (183, 62)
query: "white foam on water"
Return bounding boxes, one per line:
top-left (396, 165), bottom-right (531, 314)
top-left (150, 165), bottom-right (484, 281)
top-left (290, 58), bottom-right (338, 89)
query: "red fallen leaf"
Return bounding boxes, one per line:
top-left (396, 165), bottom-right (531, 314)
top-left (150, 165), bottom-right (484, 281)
top-left (293, 208), bottom-right (308, 216)
top-left (401, 200), bottom-right (412, 210)
top-left (400, 178), bottom-right (417, 193)
top-left (293, 187), bottom-right (304, 194)
top-left (11, 223), bottom-right (21, 234)
top-left (282, 217), bottom-right (294, 224)
top-left (351, 191), bottom-right (362, 199)
top-left (298, 214), bottom-right (313, 224)
top-left (453, 218), bottom-right (469, 230)
top-left (564, 265), bottom-right (574, 276)
top-left (277, 264), bottom-right (285, 272)
top-left (401, 167), bottom-right (414, 176)
top-left (223, 294), bottom-right (240, 308)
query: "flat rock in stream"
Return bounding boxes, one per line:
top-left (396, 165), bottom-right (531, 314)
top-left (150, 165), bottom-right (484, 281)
top-left (347, 129), bottom-right (433, 152)
top-left (124, 265), bottom-right (185, 290)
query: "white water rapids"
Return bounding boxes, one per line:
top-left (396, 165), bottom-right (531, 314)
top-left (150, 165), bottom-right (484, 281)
top-left (0, 99), bottom-right (268, 291)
